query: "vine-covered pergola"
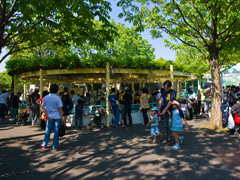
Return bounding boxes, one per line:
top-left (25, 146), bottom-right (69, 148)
top-left (11, 63), bottom-right (199, 127)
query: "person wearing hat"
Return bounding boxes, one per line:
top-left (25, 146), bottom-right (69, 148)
top-left (186, 86), bottom-right (197, 120)
top-left (147, 106), bottom-right (162, 143)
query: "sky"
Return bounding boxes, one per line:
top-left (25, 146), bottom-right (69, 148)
top-left (0, 0), bottom-right (176, 73)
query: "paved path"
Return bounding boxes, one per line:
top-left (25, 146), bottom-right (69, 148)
top-left (0, 117), bottom-right (240, 180)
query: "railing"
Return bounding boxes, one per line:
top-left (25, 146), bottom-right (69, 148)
top-left (70, 103), bottom-right (157, 115)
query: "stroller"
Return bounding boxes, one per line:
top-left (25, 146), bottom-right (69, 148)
top-left (88, 107), bottom-right (106, 128)
top-left (17, 103), bottom-right (31, 125)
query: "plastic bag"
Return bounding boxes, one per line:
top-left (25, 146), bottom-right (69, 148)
top-left (227, 113), bottom-right (235, 129)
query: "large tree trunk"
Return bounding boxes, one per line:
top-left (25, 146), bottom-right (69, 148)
top-left (208, 58), bottom-right (222, 130)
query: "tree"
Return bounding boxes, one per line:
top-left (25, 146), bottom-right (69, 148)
top-left (0, 0), bottom-right (113, 63)
top-left (117, 0), bottom-right (240, 130)
top-left (6, 21), bottom-right (156, 71)
top-left (0, 71), bottom-right (11, 91)
top-left (174, 45), bottom-right (210, 77)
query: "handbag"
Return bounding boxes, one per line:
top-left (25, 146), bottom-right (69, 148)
top-left (59, 122), bottom-right (65, 137)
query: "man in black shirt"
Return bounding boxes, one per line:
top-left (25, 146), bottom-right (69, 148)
top-left (28, 88), bottom-right (40, 125)
top-left (160, 80), bottom-right (176, 145)
top-left (122, 87), bottom-right (133, 126)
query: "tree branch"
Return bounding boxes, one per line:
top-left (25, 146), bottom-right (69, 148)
top-left (218, 18), bottom-right (237, 37)
top-left (188, 0), bottom-right (211, 32)
top-left (161, 26), bottom-right (208, 59)
top-left (173, 0), bottom-right (209, 48)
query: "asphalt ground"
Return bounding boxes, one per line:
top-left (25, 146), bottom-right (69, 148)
top-left (0, 116), bottom-right (240, 180)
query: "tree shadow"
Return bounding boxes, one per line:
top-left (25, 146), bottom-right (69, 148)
top-left (0, 120), bottom-right (240, 180)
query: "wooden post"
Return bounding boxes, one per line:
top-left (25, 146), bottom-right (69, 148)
top-left (170, 65), bottom-right (174, 87)
top-left (198, 77), bottom-right (201, 90)
top-left (24, 80), bottom-right (26, 100)
top-left (40, 68), bottom-right (43, 97)
top-left (106, 62), bottom-right (110, 127)
top-left (14, 74), bottom-right (17, 95)
top-left (90, 84), bottom-right (93, 92)
top-left (48, 82), bottom-right (51, 92)
top-left (177, 80), bottom-right (180, 96)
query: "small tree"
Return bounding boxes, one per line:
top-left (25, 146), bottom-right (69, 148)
top-left (117, 0), bottom-right (240, 130)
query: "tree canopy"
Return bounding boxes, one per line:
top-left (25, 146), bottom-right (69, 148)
top-left (6, 21), bottom-right (156, 73)
top-left (0, 0), bottom-right (114, 63)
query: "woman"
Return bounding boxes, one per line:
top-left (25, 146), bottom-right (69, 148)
top-left (122, 87), bottom-right (133, 126)
top-left (186, 86), bottom-right (197, 120)
top-left (140, 87), bottom-right (150, 125)
top-left (61, 87), bottom-right (70, 127)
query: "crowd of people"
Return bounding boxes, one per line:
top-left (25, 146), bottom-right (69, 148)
top-left (1, 81), bottom-right (240, 150)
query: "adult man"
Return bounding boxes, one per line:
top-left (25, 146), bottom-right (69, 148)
top-left (0, 90), bottom-right (13, 119)
top-left (160, 80), bottom-right (176, 145)
top-left (40, 84), bottom-right (64, 149)
top-left (28, 88), bottom-right (40, 125)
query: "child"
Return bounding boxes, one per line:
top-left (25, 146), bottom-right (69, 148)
top-left (75, 99), bottom-right (83, 128)
top-left (147, 106), bottom-right (162, 143)
top-left (171, 100), bottom-right (188, 150)
top-left (180, 99), bottom-right (187, 119)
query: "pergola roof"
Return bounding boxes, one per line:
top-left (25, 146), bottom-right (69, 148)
top-left (16, 67), bottom-right (198, 83)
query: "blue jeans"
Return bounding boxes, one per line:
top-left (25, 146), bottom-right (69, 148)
top-left (10, 107), bottom-right (18, 117)
top-left (163, 113), bottom-right (172, 141)
top-left (41, 118), bottom-right (61, 149)
top-left (112, 107), bottom-right (120, 126)
top-left (75, 114), bottom-right (82, 127)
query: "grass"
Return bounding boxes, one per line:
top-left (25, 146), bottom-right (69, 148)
top-left (199, 125), bottom-right (229, 133)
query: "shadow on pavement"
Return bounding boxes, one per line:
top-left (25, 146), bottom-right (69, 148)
top-left (0, 120), bottom-right (240, 180)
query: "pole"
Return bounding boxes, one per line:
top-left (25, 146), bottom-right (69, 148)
top-left (40, 68), bottom-right (43, 97)
top-left (24, 80), bottom-right (26, 101)
top-left (14, 74), bottom-right (17, 95)
top-left (170, 65), bottom-right (174, 87)
top-left (106, 62), bottom-right (110, 127)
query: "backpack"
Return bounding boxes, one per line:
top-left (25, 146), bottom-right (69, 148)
top-left (67, 100), bottom-right (73, 110)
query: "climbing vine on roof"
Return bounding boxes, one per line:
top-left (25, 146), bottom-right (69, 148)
top-left (6, 21), bottom-right (157, 74)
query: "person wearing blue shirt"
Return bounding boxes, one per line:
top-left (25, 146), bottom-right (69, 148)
top-left (108, 88), bottom-right (121, 127)
top-left (0, 90), bottom-right (13, 119)
top-left (40, 84), bottom-right (64, 149)
top-left (160, 80), bottom-right (176, 145)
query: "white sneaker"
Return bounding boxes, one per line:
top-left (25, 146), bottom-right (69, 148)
top-left (9, 118), bottom-right (15, 121)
